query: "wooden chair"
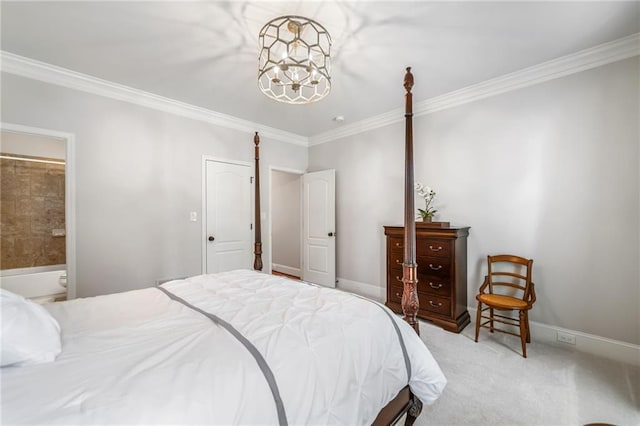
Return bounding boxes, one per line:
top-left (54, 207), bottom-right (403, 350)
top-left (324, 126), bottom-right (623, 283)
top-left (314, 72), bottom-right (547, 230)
top-left (474, 255), bottom-right (536, 357)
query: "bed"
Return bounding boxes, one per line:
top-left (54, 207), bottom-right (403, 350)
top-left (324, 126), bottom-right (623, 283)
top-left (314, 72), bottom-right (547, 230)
top-left (1, 68), bottom-right (442, 425)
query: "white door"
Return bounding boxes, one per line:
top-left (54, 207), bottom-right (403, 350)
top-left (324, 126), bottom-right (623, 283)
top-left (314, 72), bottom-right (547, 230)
top-left (205, 160), bottom-right (252, 273)
top-left (302, 169), bottom-right (336, 287)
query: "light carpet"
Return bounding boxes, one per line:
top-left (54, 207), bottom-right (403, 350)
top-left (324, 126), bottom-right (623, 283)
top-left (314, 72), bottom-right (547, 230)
top-left (409, 320), bottom-right (639, 426)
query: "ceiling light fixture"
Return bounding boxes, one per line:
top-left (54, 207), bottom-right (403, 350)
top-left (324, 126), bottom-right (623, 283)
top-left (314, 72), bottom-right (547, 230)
top-left (258, 16), bottom-right (332, 104)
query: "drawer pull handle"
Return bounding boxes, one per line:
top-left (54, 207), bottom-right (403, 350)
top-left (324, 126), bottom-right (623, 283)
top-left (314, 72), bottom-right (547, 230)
top-left (429, 245), bottom-right (443, 251)
top-left (429, 264), bottom-right (442, 271)
top-left (395, 292), bottom-right (401, 298)
top-left (429, 301), bottom-right (442, 308)
top-left (396, 276), bottom-right (402, 282)
top-left (429, 282), bottom-right (443, 289)
top-left (395, 259), bottom-right (401, 264)
top-left (395, 242), bottom-right (403, 248)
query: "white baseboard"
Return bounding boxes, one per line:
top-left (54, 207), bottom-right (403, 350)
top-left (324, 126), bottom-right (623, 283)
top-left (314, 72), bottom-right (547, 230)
top-left (337, 278), bottom-right (385, 302)
top-left (331, 282), bottom-right (639, 366)
top-left (468, 307), bottom-right (640, 366)
top-left (272, 264), bottom-right (301, 277)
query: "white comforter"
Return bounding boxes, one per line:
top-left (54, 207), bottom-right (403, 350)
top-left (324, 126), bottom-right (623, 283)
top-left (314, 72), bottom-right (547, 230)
top-left (1, 270), bottom-right (446, 425)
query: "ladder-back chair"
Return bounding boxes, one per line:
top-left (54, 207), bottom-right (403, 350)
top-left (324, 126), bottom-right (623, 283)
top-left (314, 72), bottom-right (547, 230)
top-left (474, 255), bottom-right (536, 357)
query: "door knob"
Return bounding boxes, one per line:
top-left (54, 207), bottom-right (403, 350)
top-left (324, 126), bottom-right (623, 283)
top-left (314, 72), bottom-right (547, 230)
top-left (208, 236), bottom-right (215, 242)
top-left (328, 232), bottom-right (335, 237)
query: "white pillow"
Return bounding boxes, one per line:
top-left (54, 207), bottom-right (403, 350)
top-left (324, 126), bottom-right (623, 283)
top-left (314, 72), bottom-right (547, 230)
top-left (1, 289), bottom-right (62, 367)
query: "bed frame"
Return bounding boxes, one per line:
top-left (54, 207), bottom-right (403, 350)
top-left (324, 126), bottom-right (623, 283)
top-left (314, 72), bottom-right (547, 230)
top-left (252, 67), bottom-right (423, 425)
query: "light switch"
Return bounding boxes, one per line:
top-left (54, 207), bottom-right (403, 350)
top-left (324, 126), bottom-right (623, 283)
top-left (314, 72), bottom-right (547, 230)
top-left (190, 211), bottom-right (198, 222)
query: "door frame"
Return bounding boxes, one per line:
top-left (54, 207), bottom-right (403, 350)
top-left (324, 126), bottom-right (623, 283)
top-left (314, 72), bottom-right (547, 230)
top-left (201, 155), bottom-right (253, 274)
top-left (267, 165), bottom-right (305, 276)
top-left (0, 122), bottom-right (77, 299)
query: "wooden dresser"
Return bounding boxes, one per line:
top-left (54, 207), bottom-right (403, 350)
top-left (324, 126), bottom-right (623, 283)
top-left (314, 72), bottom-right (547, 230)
top-left (384, 223), bottom-right (471, 333)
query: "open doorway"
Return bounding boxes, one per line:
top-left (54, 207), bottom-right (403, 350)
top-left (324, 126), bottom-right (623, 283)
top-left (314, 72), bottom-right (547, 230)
top-left (269, 168), bottom-right (302, 280)
top-left (0, 123), bottom-right (75, 302)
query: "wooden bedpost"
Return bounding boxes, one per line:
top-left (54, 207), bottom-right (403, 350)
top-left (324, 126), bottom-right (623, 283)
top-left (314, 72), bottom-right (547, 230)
top-left (401, 67), bottom-right (420, 335)
top-left (253, 132), bottom-right (263, 271)
top-left (402, 66), bottom-right (423, 425)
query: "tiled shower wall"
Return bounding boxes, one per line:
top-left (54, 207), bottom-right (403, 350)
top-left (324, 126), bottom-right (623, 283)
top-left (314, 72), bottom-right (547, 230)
top-left (0, 154), bottom-right (66, 270)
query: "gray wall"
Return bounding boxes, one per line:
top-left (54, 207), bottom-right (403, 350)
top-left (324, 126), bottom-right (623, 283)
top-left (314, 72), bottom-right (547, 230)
top-left (2, 73), bottom-right (308, 297)
top-left (271, 170), bottom-right (301, 272)
top-left (308, 57), bottom-right (639, 345)
top-left (3, 56), bottom-right (638, 345)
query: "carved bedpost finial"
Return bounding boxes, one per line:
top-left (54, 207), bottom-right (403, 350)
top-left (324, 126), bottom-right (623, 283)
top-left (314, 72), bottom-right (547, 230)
top-left (254, 131), bottom-right (260, 147)
top-left (403, 67), bottom-right (414, 94)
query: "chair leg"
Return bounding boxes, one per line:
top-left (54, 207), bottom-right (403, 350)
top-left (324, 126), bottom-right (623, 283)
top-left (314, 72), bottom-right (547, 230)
top-left (489, 308), bottom-right (494, 333)
top-left (525, 311), bottom-right (531, 343)
top-left (519, 310), bottom-right (527, 358)
top-left (475, 301), bottom-right (482, 342)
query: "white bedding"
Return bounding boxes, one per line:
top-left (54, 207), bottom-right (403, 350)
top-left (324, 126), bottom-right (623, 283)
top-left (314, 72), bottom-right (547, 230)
top-left (1, 270), bottom-right (446, 425)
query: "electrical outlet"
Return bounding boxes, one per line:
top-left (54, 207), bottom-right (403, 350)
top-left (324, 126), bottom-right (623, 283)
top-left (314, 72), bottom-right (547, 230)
top-left (557, 331), bottom-right (576, 345)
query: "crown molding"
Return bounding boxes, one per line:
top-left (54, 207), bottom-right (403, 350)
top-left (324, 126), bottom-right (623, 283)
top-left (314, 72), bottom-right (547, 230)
top-left (3, 32), bottom-right (638, 148)
top-left (0, 51), bottom-right (309, 147)
top-left (309, 32), bottom-right (640, 146)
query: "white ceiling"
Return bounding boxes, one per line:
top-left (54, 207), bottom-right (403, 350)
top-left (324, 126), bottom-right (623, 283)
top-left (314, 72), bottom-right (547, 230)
top-left (2, 1), bottom-right (639, 137)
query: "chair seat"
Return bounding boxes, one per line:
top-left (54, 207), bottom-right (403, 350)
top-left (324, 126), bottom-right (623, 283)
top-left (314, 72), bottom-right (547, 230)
top-left (477, 293), bottom-right (528, 309)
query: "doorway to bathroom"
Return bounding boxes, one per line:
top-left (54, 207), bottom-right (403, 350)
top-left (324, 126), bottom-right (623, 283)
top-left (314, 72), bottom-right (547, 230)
top-left (0, 123), bottom-right (76, 302)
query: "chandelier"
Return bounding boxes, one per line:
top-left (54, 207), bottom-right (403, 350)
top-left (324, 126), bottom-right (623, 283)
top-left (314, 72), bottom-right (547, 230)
top-left (258, 16), bottom-right (332, 104)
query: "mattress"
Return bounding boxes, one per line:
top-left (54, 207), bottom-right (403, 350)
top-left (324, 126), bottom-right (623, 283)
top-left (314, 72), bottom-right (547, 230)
top-left (1, 269), bottom-right (446, 425)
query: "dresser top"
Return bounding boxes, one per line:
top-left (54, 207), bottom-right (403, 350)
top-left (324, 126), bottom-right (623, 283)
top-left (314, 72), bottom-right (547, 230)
top-left (384, 223), bottom-right (470, 237)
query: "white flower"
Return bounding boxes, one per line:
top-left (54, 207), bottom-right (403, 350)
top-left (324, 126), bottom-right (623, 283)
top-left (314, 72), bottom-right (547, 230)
top-left (415, 182), bottom-right (438, 218)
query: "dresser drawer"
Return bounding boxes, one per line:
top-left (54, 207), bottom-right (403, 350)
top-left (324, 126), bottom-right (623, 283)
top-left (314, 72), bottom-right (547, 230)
top-left (388, 237), bottom-right (404, 254)
top-left (388, 251), bottom-right (404, 272)
top-left (420, 294), bottom-right (451, 316)
top-left (388, 272), bottom-right (404, 288)
top-left (388, 282), bottom-right (404, 304)
top-left (417, 273), bottom-right (450, 296)
top-left (417, 238), bottom-right (452, 259)
top-left (417, 256), bottom-right (451, 279)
